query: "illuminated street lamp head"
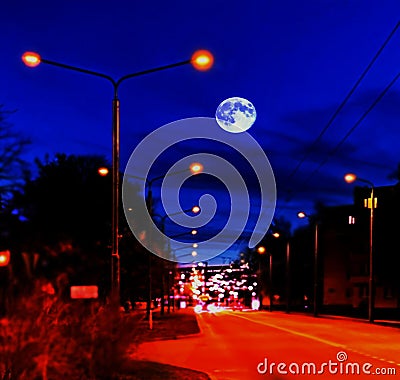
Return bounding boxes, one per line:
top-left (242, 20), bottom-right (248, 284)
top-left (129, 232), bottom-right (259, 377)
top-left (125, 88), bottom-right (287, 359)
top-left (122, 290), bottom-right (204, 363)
top-left (190, 162), bottom-right (203, 174)
top-left (98, 167), bottom-right (109, 176)
top-left (272, 232), bottom-right (280, 238)
top-left (344, 173), bottom-right (357, 184)
top-left (191, 50), bottom-right (214, 71)
top-left (192, 206), bottom-right (200, 214)
top-left (22, 51), bottom-right (41, 67)
top-left (257, 246), bottom-right (266, 254)
top-left (191, 229), bottom-right (198, 235)
top-left (192, 251), bottom-right (197, 257)
top-left (0, 250), bottom-right (10, 267)
top-left (193, 243), bottom-right (199, 248)
top-left (297, 211), bottom-right (307, 219)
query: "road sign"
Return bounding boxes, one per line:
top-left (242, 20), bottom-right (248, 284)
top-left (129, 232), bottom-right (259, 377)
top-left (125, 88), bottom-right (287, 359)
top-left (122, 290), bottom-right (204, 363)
top-left (70, 285), bottom-right (98, 299)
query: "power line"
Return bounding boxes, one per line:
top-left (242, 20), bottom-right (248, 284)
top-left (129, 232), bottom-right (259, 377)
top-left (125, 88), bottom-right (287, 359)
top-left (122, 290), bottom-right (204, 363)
top-left (275, 21), bottom-right (400, 217)
top-left (286, 21), bottom-right (399, 182)
top-left (304, 70), bottom-right (400, 183)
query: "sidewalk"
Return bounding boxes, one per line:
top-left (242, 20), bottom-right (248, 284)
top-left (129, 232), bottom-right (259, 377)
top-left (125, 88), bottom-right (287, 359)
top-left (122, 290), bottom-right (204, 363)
top-left (270, 310), bottom-right (400, 328)
top-left (320, 313), bottom-right (400, 328)
top-left (127, 308), bottom-right (210, 380)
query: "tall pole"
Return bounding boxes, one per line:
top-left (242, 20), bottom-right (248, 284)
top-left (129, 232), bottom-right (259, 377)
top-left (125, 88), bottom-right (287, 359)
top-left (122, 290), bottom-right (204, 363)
top-left (313, 223), bottom-right (319, 317)
top-left (22, 50), bottom-right (213, 307)
top-left (146, 186), bottom-right (153, 325)
top-left (286, 241), bottom-right (290, 313)
top-left (269, 254), bottom-right (273, 312)
top-left (344, 174), bottom-right (376, 323)
top-left (111, 94), bottom-right (120, 303)
top-left (369, 186), bottom-right (375, 323)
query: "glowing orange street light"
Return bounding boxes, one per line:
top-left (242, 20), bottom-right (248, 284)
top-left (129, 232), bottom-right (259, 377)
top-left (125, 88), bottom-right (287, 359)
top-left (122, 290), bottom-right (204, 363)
top-left (190, 162), bottom-right (203, 174)
top-left (191, 229), bottom-right (198, 235)
top-left (192, 206), bottom-right (201, 214)
top-left (22, 49), bottom-right (213, 305)
top-left (257, 246), bottom-right (266, 254)
top-left (191, 50), bottom-right (214, 71)
top-left (0, 250), bottom-right (10, 266)
top-left (297, 211), bottom-right (307, 219)
top-left (98, 167), bottom-right (109, 176)
top-left (22, 52), bottom-right (41, 67)
top-left (272, 232), bottom-right (280, 238)
top-left (344, 173), bottom-right (357, 184)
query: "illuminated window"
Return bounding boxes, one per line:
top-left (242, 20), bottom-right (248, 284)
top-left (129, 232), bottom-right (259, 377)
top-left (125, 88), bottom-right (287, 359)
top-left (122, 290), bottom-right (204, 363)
top-left (348, 216), bottom-right (355, 224)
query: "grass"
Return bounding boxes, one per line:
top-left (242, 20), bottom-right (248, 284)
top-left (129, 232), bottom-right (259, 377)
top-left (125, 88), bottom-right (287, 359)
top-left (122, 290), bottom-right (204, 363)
top-left (136, 309), bottom-right (201, 341)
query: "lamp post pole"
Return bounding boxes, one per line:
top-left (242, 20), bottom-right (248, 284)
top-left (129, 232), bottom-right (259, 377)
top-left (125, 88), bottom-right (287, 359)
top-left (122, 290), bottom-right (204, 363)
top-left (298, 212), bottom-right (319, 317)
top-left (368, 186), bottom-right (374, 323)
top-left (313, 222), bottom-right (319, 317)
top-left (286, 240), bottom-right (291, 314)
top-left (22, 51), bottom-right (213, 305)
top-left (344, 174), bottom-right (376, 323)
top-left (269, 253), bottom-right (273, 312)
top-left (272, 232), bottom-right (291, 313)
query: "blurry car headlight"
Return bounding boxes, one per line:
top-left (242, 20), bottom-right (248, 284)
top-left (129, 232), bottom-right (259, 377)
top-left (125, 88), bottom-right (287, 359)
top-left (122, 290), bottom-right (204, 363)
top-left (194, 305), bottom-right (202, 313)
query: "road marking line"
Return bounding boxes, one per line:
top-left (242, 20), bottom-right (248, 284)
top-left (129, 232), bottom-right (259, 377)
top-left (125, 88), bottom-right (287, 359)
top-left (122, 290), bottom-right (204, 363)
top-left (229, 313), bottom-right (345, 348)
top-left (228, 313), bottom-right (400, 367)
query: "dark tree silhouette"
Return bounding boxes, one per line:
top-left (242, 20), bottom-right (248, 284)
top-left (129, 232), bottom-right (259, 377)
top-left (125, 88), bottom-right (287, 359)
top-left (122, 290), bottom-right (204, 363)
top-left (0, 105), bottom-right (30, 201)
top-left (389, 162), bottom-right (400, 182)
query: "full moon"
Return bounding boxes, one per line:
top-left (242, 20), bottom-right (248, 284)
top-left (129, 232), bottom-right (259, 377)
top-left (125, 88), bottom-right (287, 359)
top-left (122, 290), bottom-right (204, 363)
top-left (215, 97), bottom-right (256, 133)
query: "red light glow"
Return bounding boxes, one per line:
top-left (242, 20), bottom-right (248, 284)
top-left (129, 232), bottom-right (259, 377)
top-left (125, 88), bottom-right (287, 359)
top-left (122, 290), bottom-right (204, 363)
top-left (191, 50), bottom-right (214, 71)
top-left (22, 52), bottom-right (41, 67)
top-left (0, 250), bottom-right (10, 266)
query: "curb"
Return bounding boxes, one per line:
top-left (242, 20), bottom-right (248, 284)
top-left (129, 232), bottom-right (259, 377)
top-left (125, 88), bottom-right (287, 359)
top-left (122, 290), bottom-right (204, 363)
top-left (272, 310), bottom-right (400, 328)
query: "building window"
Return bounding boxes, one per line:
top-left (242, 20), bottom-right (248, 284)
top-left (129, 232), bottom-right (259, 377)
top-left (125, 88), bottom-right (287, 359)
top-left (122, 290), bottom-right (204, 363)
top-left (384, 286), bottom-right (394, 299)
top-left (358, 284), bottom-right (368, 298)
top-left (348, 216), bottom-right (355, 224)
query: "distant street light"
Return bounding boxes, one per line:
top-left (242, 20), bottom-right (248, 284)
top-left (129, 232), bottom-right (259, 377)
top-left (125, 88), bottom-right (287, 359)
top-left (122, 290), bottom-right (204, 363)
top-left (189, 162), bottom-right (204, 174)
top-left (298, 211), bottom-right (319, 317)
top-left (157, 206), bottom-right (201, 235)
top-left (344, 173), bottom-right (376, 323)
top-left (0, 251), bottom-right (10, 267)
top-left (97, 167), bottom-right (109, 177)
top-left (22, 49), bottom-right (213, 305)
top-left (257, 246), bottom-right (266, 254)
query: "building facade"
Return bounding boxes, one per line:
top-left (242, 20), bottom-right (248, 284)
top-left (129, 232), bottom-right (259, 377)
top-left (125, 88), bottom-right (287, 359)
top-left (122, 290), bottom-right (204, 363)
top-left (320, 183), bottom-right (400, 318)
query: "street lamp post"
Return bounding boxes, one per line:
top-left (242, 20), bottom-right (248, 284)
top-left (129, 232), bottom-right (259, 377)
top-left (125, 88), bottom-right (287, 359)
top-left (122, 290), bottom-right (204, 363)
top-left (155, 206), bottom-right (200, 316)
top-left (271, 232), bottom-right (291, 313)
top-left (345, 173), bottom-right (376, 323)
top-left (22, 50), bottom-right (213, 304)
top-left (298, 212), bottom-right (319, 317)
top-left (257, 246), bottom-right (273, 312)
top-left (285, 240), bottom-right (290, 313)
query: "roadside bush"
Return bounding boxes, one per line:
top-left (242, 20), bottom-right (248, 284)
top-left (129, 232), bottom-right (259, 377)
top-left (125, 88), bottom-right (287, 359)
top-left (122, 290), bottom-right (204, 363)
top-left (0, 281), bottom-right (138, 379)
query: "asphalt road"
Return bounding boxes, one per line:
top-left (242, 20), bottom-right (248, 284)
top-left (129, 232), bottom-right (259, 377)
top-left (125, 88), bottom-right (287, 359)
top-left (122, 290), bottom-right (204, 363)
top-left (134, 309), bottom-right (400, 379)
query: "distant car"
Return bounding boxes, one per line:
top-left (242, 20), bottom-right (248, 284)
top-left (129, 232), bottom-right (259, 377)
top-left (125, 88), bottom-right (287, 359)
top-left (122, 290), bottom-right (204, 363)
top-left (232, 300), bottom-right (243, 311)
top-left (194, 299), bottom-right (219, 313)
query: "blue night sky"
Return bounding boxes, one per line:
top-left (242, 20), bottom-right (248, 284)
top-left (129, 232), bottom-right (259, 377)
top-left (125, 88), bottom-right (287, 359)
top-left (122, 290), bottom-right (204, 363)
top-left (2, 1), bottom-right (400, 263)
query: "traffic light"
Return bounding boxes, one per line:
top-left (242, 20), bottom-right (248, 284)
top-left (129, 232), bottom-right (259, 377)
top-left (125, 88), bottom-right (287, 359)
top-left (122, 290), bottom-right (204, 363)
top-left (0, 250), bottom-right (10, 266)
